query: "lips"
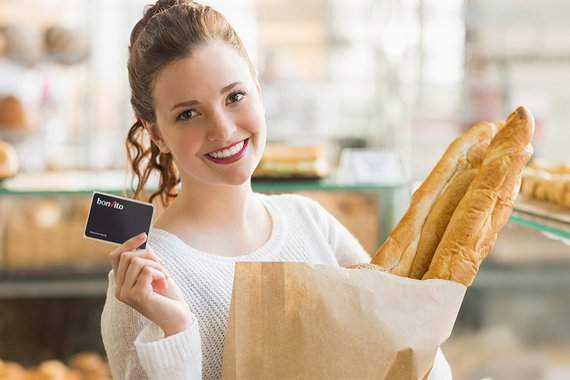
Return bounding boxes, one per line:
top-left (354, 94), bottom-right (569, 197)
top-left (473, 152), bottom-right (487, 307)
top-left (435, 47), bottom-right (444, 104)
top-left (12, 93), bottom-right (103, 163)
top-left (205, 138), bottom-right (248, 164)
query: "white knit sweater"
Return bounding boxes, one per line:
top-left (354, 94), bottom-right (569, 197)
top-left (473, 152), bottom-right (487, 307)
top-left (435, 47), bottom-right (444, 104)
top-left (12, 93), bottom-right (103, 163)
top-left (101, 193), bottom-right (452, 379)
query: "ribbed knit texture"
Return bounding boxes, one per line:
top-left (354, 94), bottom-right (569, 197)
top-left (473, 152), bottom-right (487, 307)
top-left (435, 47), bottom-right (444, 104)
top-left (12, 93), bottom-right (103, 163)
top-left (101, 193), bottom-right (451, 379)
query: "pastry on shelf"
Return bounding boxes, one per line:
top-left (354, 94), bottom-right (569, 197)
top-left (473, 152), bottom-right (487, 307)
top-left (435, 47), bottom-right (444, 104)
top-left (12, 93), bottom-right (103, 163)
top-left (253, 143), bottom-right (328, 180)
top-left (1, 24), bottom-right (43, 66)
top-left (31, 359), bottom-right (80, 380)
top-left (521, 165), bottom-right (570, 208)
top-left (44, 26), bottom-right (88, 65)
top-left (68, 352), bottom-right (112, 379)
top-left (0, 352), bottom-right (111, 380)
top-left (0, 359), bottom-right (27, 380)
top-left (0, 95), bottom-right (30, 142)
top-left (0, 139), bottom-right (19, 180)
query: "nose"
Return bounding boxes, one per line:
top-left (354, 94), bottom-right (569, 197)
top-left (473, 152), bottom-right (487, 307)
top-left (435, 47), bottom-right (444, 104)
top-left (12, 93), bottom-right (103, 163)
top-left (207, 110), bottom-right (237, 142)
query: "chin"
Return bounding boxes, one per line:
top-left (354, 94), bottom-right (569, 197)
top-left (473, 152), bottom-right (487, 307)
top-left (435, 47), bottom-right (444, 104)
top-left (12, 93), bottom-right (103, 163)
top-left (226, 173), bottom-right (253, 186)
top-left (211, 167), bottom-right (254, 187)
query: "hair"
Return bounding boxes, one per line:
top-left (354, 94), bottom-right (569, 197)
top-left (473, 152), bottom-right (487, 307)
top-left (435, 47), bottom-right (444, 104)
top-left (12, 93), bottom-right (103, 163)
top-left (126, 0), bottom-right (256, 207)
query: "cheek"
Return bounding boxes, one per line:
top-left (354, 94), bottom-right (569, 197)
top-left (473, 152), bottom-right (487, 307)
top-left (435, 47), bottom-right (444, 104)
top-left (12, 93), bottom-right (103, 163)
top-left (168, 129), bottom-right (202, 157)
top-left (243, 102), bottom-right (266, 134)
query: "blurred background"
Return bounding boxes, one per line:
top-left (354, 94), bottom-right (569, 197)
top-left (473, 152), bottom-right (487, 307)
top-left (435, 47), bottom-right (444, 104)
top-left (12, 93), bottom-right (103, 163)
top-left (0, 0), bottom-right (569, 379)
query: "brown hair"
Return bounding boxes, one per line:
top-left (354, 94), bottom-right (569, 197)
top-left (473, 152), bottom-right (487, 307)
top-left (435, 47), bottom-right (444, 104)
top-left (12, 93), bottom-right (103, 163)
top-left (126, 0), bottom-right (255, 207)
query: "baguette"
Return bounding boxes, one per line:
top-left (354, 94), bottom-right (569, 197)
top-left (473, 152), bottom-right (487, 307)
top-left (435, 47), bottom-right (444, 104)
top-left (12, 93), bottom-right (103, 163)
top-left (408, 168), bottom-right (477, 279)
top-left (370, 121), bottom-right (502, 276)
top-left (423, 106), bottom-right (534, 286)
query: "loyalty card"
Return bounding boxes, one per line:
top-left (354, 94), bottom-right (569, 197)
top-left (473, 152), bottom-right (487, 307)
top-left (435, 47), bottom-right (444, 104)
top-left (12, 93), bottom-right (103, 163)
top-left (84, 191), bottom-right (154, 249)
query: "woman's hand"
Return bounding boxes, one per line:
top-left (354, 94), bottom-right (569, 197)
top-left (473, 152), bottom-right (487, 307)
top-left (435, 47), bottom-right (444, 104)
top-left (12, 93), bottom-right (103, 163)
top-left (110, 233), bottom-right (193, 336)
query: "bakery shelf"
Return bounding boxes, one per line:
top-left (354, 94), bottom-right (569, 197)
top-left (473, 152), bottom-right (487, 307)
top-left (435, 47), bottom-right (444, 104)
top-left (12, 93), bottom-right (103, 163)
top-left (510, 212), bottom-right (570, 243)
top-left (0, 171), bottom-right (129, 196)
top-left (0, 171), bottom-right (410, 244)
top-left (0, 266), bottom-right (110, 298)
top-left (0, 171), bottom-right (408, 195)
top-left (511, 196), bottom-right (570, 243)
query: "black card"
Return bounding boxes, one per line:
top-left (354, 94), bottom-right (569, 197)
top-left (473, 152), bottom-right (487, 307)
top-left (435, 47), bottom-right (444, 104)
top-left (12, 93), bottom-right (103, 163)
top-left (84, 191), bottom-right (154, 249)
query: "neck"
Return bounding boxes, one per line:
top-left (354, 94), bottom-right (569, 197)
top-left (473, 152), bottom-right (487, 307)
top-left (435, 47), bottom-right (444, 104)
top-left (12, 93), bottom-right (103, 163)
top-left (153, 177), bottom-right (273, 257)
top-left (157, 178), bottom-right (261, 230)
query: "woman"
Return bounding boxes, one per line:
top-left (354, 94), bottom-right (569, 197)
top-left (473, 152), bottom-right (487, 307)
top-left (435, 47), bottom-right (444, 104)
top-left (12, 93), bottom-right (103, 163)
top-left (101, 1), bottom-right (452, 378)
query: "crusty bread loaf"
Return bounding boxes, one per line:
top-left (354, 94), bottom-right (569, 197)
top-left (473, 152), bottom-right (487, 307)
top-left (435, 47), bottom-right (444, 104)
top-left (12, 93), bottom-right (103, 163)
top-left (423, 106), bottom-right (534, 286)
top-left (370, 120), bottom-right (503, 277)
top-left (408, 168), bottom-right (478, 279)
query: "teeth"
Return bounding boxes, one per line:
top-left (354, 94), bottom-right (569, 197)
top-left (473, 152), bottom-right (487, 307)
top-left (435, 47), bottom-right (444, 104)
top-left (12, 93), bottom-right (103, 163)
top-left (209, 141), bottom-right (245, 159)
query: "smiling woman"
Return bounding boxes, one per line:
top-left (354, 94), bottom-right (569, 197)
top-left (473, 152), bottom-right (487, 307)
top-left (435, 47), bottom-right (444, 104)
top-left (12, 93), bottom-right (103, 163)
top-left (125, 2), bottom-right (259, 208)
top-left (100, 1), bottom-right (452, 379)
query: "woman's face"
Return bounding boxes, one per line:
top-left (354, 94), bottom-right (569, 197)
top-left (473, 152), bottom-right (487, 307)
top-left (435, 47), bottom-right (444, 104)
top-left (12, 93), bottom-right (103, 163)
top-left (148, 41), bottom-right (266, 188)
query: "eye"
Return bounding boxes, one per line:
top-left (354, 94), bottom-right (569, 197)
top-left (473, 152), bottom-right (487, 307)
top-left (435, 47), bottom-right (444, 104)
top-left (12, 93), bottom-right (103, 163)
top-left (176, 109), bottom-right (199, 122)
top-left (227, 90), bottom-right (247, 105)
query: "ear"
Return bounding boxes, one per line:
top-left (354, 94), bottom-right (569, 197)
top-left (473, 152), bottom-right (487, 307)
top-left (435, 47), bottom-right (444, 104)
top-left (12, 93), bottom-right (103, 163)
top-left (141, 119), bottom-right (170, 154)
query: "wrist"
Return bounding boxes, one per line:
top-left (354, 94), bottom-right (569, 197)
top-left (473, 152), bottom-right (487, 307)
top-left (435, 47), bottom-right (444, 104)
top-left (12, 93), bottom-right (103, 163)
top-left (162, 312), bottom-right (193, 337)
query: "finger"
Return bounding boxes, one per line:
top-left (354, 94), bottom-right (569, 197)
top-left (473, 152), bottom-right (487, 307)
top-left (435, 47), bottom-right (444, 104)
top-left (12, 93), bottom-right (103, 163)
top-left (124, 257), bottom-right (169, 290)
top-left (115, 250), bottom-right (134, 292)
top-left (131, 247), bottom-right (169, 280)
top-left (110, 233), bottom-right (147, 272)
top-left (134, 266), bottom-right (168, 294)
top-left (145, 246), bottom-right (168, 279)
top-left (116, 248), bottom-right (169, 292)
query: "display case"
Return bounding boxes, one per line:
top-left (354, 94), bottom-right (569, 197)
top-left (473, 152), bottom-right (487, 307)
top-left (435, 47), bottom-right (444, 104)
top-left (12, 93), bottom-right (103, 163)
top-left (0, 170), bottom-right (409, 298)
top-left (0, 170), bottom-right (409, 365)
top-left (445, 203), bottom-right (570, 379)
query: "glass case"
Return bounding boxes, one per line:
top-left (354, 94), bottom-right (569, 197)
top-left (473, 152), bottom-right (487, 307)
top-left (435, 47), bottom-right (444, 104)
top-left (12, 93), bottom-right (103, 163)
top-left (0, 171), bottom-right (408, 365)
top-left (446, 207), bottom-right (570, 379)
top-left (0, 170), bottom-right (409, 296)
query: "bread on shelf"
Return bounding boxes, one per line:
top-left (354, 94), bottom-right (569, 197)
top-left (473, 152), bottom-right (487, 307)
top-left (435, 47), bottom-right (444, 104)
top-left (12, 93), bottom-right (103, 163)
top-left (521, 165), bottom-right (570, 208)
top-left (253, 143), bottom-right (328, 179)
top-left (0, 139), bottom-right (19, 180)
top-left (0, 95), bottom-right (28, 130)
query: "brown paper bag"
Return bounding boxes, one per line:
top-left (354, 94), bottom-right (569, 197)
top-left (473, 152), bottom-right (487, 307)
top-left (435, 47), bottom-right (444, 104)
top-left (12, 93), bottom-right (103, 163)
top-left (222, 262), bottom-right (466, 380)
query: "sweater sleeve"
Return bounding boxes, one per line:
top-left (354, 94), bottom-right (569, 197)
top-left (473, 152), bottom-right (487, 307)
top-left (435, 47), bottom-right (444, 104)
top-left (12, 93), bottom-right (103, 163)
top-left (101, 272), bottom-right (151, 379)
top-left (135, 320), bottom-right (202, 380)
top-left (101, 271), bottom-right (202, 380)
top-left (306, 197), bottom-right (372, 267)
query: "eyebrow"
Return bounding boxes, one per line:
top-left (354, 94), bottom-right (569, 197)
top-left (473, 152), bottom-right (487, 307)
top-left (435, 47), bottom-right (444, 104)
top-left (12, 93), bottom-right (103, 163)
top-left (169, 81), bottom-right (243, 112)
